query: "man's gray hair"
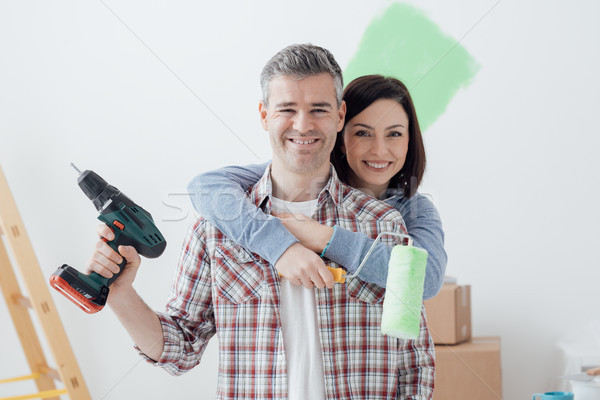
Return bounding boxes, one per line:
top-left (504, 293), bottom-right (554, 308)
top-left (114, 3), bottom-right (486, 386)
top-left (260, 44), bottom-right (344, 107)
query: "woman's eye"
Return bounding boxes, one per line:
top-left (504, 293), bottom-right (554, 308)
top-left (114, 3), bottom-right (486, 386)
top-left (389, 131), bottom-right (403, 137)
top-left (355, 130), bottom-right (370, 137)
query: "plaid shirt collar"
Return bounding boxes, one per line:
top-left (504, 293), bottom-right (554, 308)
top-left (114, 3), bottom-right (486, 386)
top-left (249, 163), bottom-right (345, 212)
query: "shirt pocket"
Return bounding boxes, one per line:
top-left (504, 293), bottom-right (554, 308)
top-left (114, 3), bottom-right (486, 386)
top-left (214, 242), bottom-right (264, 304)
top-left (324, 259), bottom-right (386, 304)
top-left (345, 272), bottom-right (386, 305)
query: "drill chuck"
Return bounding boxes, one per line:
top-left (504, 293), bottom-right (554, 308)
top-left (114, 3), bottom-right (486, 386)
top-left (76, 169), bottom-right (122, 212)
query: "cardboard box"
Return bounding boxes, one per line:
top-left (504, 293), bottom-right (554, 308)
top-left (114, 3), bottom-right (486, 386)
top-left (434, 337), bottom-right (502, 400)
top-left (424, 284), bottom-right (471, 344)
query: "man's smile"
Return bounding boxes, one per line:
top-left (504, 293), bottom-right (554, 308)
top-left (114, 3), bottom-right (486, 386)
top-left (288, 138), bottom-right (319, 145)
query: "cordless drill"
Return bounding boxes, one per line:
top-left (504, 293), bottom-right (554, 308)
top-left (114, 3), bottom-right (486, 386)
top-left (49, 164), bottom-right (167, 313)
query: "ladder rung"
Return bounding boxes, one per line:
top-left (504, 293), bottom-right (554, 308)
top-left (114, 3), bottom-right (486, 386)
top-left (0, 369), bottom-right (62, 385)
top-left (0, 373), bottom-right (41, 384)
top-left (0, 388), bottom-right (67, 400)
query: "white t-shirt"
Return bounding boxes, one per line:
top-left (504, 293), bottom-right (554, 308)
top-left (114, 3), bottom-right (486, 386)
top-left (270, 197), bottom-right (326, 400)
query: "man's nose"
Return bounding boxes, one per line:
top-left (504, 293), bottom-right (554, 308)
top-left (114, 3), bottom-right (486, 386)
top-left (293, 111), bottom-right (314, 133)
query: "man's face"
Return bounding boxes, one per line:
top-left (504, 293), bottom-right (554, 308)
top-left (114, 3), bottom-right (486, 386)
top-left (259, 73), bottom-right (346, 175)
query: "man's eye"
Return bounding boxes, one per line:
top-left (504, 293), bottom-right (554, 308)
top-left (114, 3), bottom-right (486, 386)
top-left (278, 109), bottom-right (295, 113)
top-left (312, 109), bottom-right (327, 113)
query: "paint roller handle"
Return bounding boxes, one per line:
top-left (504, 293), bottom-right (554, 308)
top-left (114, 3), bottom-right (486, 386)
top-left (327, 266), bottom-right (345, 283)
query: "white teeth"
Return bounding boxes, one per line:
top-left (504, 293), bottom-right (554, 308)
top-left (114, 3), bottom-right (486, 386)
top-left (291, 139), bottom-right (316, 145)
top-left (365, 161), bottom-right (390, 169)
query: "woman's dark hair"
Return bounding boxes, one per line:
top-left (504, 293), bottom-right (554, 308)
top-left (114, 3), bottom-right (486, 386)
top-left (331, 75), bottom-right (426, 198)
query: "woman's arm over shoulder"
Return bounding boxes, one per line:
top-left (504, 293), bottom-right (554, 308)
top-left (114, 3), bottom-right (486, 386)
top-left (187, 162), bottom-right (298, 264)
top-left (189, 162), bottom-right (267, 198)
top-left (394, 193), bottom-right (447, 299)
top-left (323, 192), bottom-right (447, 298)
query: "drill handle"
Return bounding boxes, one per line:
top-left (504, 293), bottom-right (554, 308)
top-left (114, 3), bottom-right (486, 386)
top-left (106, 253), bottom-right (126, 287)
top-left (103, 228), bottom-right (128, 287)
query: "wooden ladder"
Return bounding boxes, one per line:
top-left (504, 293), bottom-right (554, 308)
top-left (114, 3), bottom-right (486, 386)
top-left (0, 165), bottom-right (91, 400)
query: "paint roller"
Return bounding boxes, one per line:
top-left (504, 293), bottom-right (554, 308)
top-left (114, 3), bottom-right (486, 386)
top-left (343, 231), bottom-right (428, 340)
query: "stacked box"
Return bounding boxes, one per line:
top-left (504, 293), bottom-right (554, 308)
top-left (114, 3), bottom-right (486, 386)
top-left (434, 337), bottom-right (502, 400)
top-left (424, 284), bottom-right (502, 399)
top-left (424, 284), bottom-right (471, 345)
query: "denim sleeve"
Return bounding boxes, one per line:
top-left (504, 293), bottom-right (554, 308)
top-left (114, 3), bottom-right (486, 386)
top-left (187, 162), bottom-right (298, 265)
top-left (324, 193), bottom-right (447, 299)
top-left (396, 193), bottom-right (447, 299)
top-left (324, 227), bottom-right (392, 288)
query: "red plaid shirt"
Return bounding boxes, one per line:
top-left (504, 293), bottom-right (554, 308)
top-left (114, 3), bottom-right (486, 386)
top-left (147, 166), bottom-right (435, 399)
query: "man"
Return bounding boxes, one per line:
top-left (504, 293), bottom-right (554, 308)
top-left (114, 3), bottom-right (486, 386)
top-left (88, 44), bottom-right (434, 399)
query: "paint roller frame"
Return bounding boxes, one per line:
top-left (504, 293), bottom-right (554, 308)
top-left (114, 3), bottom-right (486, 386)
top-left (343, 231), bottom-right (413, 280)
top-left (344, 231), bottom-right (428, 340)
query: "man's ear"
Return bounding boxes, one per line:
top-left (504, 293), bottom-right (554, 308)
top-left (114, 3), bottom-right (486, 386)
top-left (259, 101), bottom-right (269, 131)
top-left (336, 100), bottom-right (347, 132)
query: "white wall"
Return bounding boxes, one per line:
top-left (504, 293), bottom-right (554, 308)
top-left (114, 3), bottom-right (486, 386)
top-left (1, 1), bottom-right (599, 399)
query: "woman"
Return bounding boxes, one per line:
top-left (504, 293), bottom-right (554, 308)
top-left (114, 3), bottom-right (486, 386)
top-left (188, 75), bottom-right (446, 299)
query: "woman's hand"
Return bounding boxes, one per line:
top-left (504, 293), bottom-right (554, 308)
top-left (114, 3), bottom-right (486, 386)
top-left (275, 213), bottom-right (334, 254)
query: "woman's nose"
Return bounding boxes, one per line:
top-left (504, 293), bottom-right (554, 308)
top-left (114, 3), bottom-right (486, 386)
top-left (371, 136), bottom-right (387, 156)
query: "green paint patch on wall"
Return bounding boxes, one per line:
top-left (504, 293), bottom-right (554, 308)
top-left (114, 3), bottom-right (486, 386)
top-left (344, 3), bottom-right (480, 131)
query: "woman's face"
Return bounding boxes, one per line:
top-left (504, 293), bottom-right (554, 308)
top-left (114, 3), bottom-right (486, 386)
top-left (342, 99), bottom-right (410, 198)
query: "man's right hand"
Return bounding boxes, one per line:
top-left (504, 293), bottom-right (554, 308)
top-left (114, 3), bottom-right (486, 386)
top-left (86, 224), bottom-right (142, 298)
top-left (275, 243), bottom-right (335, 289)
top-left (86, 225), bottom-right (164, 361)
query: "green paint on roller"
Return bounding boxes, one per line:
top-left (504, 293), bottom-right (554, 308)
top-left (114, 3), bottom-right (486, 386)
top-left (343, 3), bottom-right (480, 131)
top-left (381, 245), bottom-right (428, 339)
